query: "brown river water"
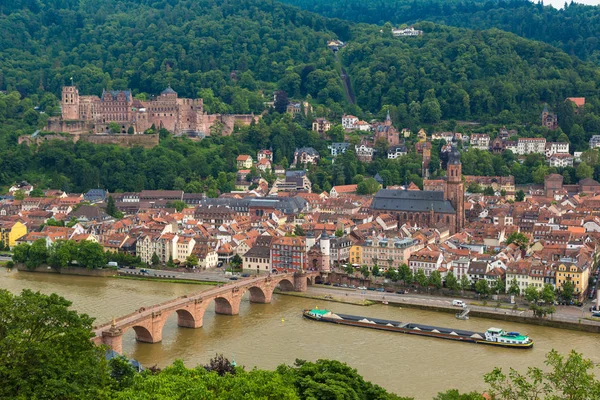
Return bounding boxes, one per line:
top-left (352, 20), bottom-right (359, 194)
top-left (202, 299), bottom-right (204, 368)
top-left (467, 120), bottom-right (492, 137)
top-left (2, 267), bottom-right (598, 399)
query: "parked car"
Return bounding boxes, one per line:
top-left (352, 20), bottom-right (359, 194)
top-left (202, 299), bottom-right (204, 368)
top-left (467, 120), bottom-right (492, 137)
top-left (241, 273), bottom-right (250, 277)
top-left (324, 282), bottom-right (332, 286)
top-left (357, 286), bottom-right (367, 290)
top-left (229, 276), bottom-right (238, 280)
top-left (376, 288), bottom-right (385, 292)
top-left (349, 285), bottom-right (356, 289)
top-left (139, 269), bottom-right (149, 274)
top-left (385, 288), bottom-right (395, 293)
top-left (395, 289), bottom-right (405, 294)
top-left (341, 284), bottom-right (348, 288)
top-left (333, 283), bottom-right (341, 287)
top-left (128, 266), bottom-right (136, 270)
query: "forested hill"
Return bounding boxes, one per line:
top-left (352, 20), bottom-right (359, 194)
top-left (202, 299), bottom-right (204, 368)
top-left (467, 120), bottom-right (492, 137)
top-left (2, 0), bottom-right (600, 131)
top-left (281, 0), bottom-right (600, 64)
top-left (0, 0), bottom-right (350, 113)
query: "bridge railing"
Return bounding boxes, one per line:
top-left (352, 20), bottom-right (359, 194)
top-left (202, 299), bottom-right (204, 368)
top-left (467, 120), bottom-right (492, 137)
top-left (93, 273), bottom-right (295, 332)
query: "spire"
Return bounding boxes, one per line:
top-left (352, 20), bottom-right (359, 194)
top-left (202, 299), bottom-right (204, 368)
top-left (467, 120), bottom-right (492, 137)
top-left (386, 109), bottom-right (391, 123)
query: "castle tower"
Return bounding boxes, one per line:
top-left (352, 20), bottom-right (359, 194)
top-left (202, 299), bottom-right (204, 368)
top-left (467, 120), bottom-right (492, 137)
top-left (445, 141), bottom-right (464, 233)
top-left (61, 86), bottom-right (80, 120)
top-left (422, 144), bottom-right (431, 179)
top-left (319, 231), bottom-right (331, 272)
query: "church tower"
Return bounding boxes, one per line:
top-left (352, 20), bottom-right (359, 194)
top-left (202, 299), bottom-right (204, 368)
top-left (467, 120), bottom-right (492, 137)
top-left (445, 141), bottom-right (464, 233)
top-left (422, 144), bottom-right (431, 179)
top-left (61, 86), bottom-right (80, 120)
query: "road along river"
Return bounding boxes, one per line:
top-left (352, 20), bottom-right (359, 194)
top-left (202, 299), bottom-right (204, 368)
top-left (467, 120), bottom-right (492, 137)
top-left (2, 268), bottom-right (598, 399)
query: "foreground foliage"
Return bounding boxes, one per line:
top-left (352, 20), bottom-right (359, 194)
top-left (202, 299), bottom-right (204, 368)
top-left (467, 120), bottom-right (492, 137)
top-left (1, 289), bottom-right (599, 399)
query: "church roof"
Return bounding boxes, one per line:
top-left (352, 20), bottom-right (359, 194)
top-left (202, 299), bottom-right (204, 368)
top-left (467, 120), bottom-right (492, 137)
top-left (371, 189), bottom-right (456, 214)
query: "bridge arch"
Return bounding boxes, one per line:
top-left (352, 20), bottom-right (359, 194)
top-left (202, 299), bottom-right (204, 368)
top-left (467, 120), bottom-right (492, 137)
top-left (130, 325), bottom-right (155, 343)
top-left (242, 286), bottom-right (271, 304)
top-left (276, 277), bottom-right (295, 291)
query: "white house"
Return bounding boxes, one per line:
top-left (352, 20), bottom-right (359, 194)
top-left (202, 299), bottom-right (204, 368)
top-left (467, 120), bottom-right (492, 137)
top-left (545, 142), bottom-right (569, 157)
top-left (342, 115), bottom-right (359, 129)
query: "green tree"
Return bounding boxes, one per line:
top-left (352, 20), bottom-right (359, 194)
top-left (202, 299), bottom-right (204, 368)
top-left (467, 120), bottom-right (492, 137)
top-left (360, 265), bottom-right (370, 278)
top-left (524, 285), bottom-right (540, 303)
top-left (460, 275), bottom-right (471, 291)
top-left (505, 232), bottom-right (529, 250)
top-left (429, 270), bottom-right (443, 289)
top-left (344, 264), bottom-right (355, 275)
top-left (108, 122), bottom-right (121, 134)
top-left (415, 269), bottom-right (428, 287)
top-left (231, 254), bottom-right (243, 268)
top-left (398, 264), bottom-right (411, 283)
top-left (445, 271), bottom-right (460, 292)
top-left (540, 284), bottom-right (557, 304)
top-left (475, 279), bottom-right (490, 297)
top-left (560, 280), bottom-right (575, 302)
top-left (166, 200), bottom-right (186, 212)
top-left (484, 350), bottom-right (600, 400)
top-left (372, 265), bottom-right (381, 277)
top-left (13, 190), bottom-right (25, 201)
top-left (356, 178), bottom-right (380, 195)
top-left (77, 241), bottom-right (107, 269)
top-left (29, 188), bottom-right (45, 197)
top-left (293, 225), bottom-right (305, 236)
top-left (483, 186), bottom-right (495, 196)
top-left (166, 256), bottom-right (175, 268)
top-left (434, 390), bottom-right (485, 400)
top-left (334, 229), bottom-right (344, 237)
top-left (0, 289), bottom-right (111, 399)
top-left (576, 162), bottom-right (594, 180)
top-left (185, 254), bottom-right (199, 268)
top-left (508, 278), bottom-right (520, 296)
top-left (26, 239), bottom-right (48, 269)
top-left (127, 126), bottom-right (134, 135)
top-left (47, 240), bottom-right (77, 269)
top-left (12, 243), bottom-right (30, 263)
top-left (151, 252), bottom-right (160, 266)
top-left (492, 278), bottom-right (505, 295)
top-left (515, 190), bottom-right (525, 202)
top-left (105, 195), bottom-right (119, 218)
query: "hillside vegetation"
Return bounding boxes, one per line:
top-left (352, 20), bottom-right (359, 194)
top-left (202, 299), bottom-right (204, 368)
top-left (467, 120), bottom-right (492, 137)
top-left (282, 0), bottom-right (600, 63)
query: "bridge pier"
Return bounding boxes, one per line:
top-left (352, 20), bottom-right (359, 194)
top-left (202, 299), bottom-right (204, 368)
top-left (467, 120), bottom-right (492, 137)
top-left (214, 288), bottom-right (242, 315)
top-left (133, 311), bottom-right (166, 344)
top-left (101, 325), bottom-right (124, 353)
top-left (294, 273), bottom-right (309, 292)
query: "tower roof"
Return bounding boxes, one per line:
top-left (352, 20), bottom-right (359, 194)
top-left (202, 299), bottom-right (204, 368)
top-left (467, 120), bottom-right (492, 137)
top-left (448, 140), bottom-right (461, 165)
top-left (161, 86), bottom-right (177, 95)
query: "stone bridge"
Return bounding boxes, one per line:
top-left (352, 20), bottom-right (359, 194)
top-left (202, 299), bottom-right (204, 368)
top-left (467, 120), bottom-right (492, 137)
top-left (92, 272), bottom-right (318, 353)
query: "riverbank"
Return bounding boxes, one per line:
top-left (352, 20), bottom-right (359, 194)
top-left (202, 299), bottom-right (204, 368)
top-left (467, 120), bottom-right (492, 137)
top-left (16, 264), bottom-right (116, 277)
top-left (274, 289), bottom-right (375, 306)
top-left (302, 286), bottom-right (600, 334)
top-left (114, 275), bottom-right (219, 286)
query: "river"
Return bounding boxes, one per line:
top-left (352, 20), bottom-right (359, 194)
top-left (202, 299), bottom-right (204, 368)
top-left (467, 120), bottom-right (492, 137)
top-left (2, 267), bottom-right (599, 399)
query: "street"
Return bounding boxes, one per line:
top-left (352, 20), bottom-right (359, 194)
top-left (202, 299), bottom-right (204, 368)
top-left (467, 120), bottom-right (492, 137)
top-left (303, 285), bottom-right (600, 327)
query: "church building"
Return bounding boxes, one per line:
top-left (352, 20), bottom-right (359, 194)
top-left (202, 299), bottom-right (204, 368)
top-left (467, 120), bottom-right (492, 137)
top-left (370, 141), bottom-right (465, 234)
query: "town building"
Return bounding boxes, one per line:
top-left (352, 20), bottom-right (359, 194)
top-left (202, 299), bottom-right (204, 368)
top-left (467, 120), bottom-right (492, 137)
top-left (270, 236), bottom-right (306, 271)
top-left (312, 118), bottom-right (331, 135)
top-left (545, 142), bottom-right (569, 158)
top-left (516, 138), bottom-right (546, 155)
top-left (548, 153), bottom-right (574, 168)
top-left (236, 155), bottom-right (253, 169)
top-left (372, 111), bottom-right (400, 146)
top-left (589, 135), bottom-right (600, 149)
top-left (342, 115), bottom-right (359, 129)
top-left (257, 149), bottom-right (273, 162)
top-left (328, 142), bottom-right (350, 157)
top-left (541, 104), bottom-right (558, 130)
top-left (408, 248), bottom-right (443, 277)
top-left (470, 134), bottom-right (490, 150)
top-left (392, 27), bottom-right (423, 36)
top-left (387, 145), bottom-right (408, 159)
top-left (555, 257), bottom-right (590, 301)
top-left (363, 237), bottom-right (422, 270)
top-left (293, 147), bottom-right (320, 166)
top-left (0, 220), bottom-right (27, 248)
top-left (330, 185), bottom-right (358, 198)
top-left (355, 143), bottom-right (375, 162)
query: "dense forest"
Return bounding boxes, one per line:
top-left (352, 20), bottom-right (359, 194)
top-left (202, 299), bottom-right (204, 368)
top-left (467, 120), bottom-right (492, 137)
top-left (282, 0), bottom-right (600, 63)
top-left (3, 0), bottom-right (600, 193)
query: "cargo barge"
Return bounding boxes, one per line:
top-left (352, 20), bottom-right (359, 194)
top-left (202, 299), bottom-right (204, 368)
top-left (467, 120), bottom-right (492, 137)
top-left (303, 309), bottom-right (533, 349)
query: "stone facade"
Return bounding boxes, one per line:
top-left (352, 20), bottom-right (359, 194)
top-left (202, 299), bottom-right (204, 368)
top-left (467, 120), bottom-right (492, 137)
top-left (48, 85), bottom-right (258, 136)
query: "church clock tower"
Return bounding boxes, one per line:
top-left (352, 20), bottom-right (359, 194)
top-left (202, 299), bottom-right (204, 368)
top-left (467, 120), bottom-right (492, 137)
top-left (445, 141), bottom-right (465, 233)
